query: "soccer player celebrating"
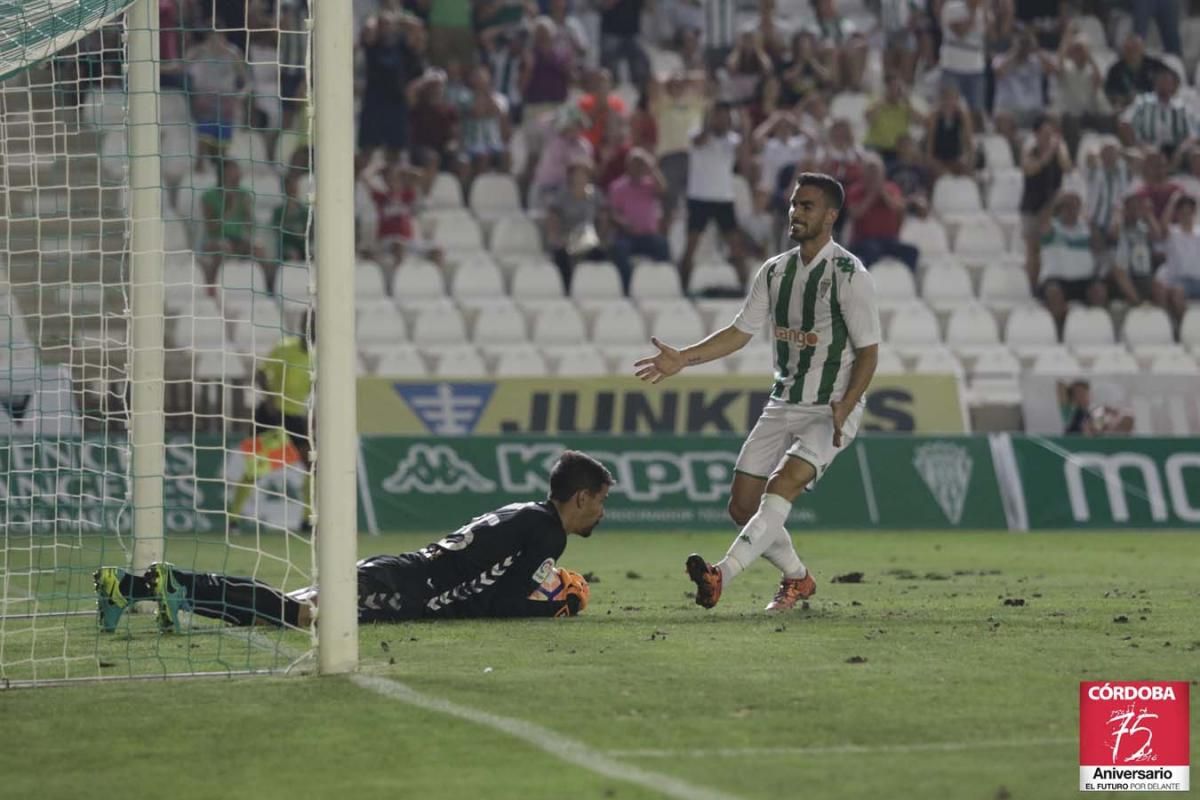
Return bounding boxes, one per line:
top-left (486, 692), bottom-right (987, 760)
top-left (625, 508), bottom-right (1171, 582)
top-left (635, 173), bottom-right (881, 612)
top-left (95, 451), bottom-right (611, 630)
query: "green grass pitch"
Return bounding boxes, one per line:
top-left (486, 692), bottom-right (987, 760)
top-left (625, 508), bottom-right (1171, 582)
top-left (2, 530), bottom-right (1198, 800)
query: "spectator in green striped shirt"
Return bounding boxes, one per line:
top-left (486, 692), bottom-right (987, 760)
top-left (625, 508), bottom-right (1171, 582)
top-left (1118, 61), bottom-right (1197, 159)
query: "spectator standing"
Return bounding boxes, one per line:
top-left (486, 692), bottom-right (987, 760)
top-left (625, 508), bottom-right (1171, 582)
top-left (1104, 34), bottom-right (1166, 113)
top-left (543, 161), bottom-right (607, 290)
top-left (599, 0), bottom-right (650, 87)
top-left (814, 0), bottom-right (867, 91)
top-left (1119, 61), bottom-right (1196, 159)
top-left (519, 17), bottom-right (574, 191)
top-left (185, 27), bottom-right (249, 168)
top-left (455, 64), bottom-right (512, 184)
top-left (992, 26), bottom-right (1053, 129)
top-left (481, 26), bottom-right (527, 123)
top-left (547, 0), bottom-right (589, 65)
top-left (1154, 191), bottom-right (1200, 326)
top-left (924, 83), bottom-right (975, 177)
top-left (776, 28), bottom-right (835, 107)
top-left (752, 110), bottom-right (811, 212)
top-left (199, 160), bottom-right (265, 286)
top-left (1111, 193), bottom-right (1165, 305)
top-left (680, 102), bottom-right (748, 287)
top-left (1036, 189), bottom-right (1108, 333)
top-left (407, 70), bottom-right (461, 173)
top-left (887, 133), bottom-right (934, 217)
top-left (938, 0), bottom-right (987, 115)
top-left (1020, 114), bottom-right (1071, 285)
top-left (721, 30), bottom-right (773, 108)
top-left (426, 0), bottom-right (475, 68)
top-left (864, 75), bottom-right (924, 163)
top-left (847, 155), bottom-right (920, 271)
top-left (879, 0), bottom-right (921, 83)
top-left (358, 13), bottom-right (420, 158)
top-left (1132, 0), bottom-right (1182, 57)
top-left (530, 107), bottom-right (594, 211)
top-left (648, 70), bottom-right (709, 221)
top-left (578, 68), bottom-right (628, 151)
top-left (1054, 31), bottom-right (1113, 158)
top-left (1084, 141), bottom-right (1131, 268)
top-left (607, 149), bottom-right (673, 291)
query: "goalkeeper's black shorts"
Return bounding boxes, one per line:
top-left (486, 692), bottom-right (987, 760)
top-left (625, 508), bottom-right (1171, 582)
top-left (355, 553), bottom-right (428, 623)
top-left (254, 402), bottom-right (309, 453)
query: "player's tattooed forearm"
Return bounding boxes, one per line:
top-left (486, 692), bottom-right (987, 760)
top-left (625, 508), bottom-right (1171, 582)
top-left (687, 355), bottom-right (703, 365)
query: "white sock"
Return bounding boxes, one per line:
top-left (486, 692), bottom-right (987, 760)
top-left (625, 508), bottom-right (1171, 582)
top-left (717, 493), bottom-right (793, 583)
top-left (762, 527), bottom-right (808, 580)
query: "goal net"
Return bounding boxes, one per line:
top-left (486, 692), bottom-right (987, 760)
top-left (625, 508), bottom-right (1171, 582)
top-left (0, 0), bottom-right (334, 685)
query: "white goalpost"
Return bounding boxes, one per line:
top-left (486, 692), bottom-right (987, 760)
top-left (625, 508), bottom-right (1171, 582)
top-left (0, 0), bottom-right (357, 685)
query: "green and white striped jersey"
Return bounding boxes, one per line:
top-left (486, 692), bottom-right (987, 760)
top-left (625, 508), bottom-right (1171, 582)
top-left (1120, 92), bottom-right (1196, 150)
top-left (733, 240), bottom-right (881, 405)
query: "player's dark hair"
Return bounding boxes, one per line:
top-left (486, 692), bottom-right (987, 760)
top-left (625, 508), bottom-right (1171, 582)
top-left (796, 172), bottom-right (845, 211)
top-left (548, 450), bottom-right (614, 502)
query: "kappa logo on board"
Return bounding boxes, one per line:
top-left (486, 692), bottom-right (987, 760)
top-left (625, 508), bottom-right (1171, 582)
top-left (382, 444), bottom-right (496, 494)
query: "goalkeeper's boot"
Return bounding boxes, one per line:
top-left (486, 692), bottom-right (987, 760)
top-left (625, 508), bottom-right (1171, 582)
top-left (764, 573), bottom-right (816, 613)
top-left (146, 562), bottom-right (191, 633)
top-left (94, 567), bottom-right (130, 632)
top-left (685, 554), bottom-right (723, 609)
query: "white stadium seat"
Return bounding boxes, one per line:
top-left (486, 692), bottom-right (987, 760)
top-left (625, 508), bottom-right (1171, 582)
top-left (427, 172), bottom-right (464, 209)
top-left (392, 259), bottom-right (445, 301)
top-left (1087, 350), bottom-right (1140, 374)
top-left (511, 260), bottom-right (566, 299)
top-left (913, 348), bottom-right (964, 376)
top-left (472, 304), bottom-right (528, 343)
top-left (629, 262), bottom-right (683, 297)
top-left (1150, 351), bottom-right (1199, 374)
top-left (1122, 306), bottom-right (1174, 347)
top-left (1003, 305), bottom-right (1057, 347)
top-left (932, 175), bottom-right (983, 219)
top-left (887, 304), bottom-right (941, 345)
top-left (979, 264), bottom-right (1033, 310)
top-left (357, 306), bottom-right (408, 345)
top-left (355, 261), bottom-right (388, 298)
top-left (921, 262), bottom-right (975, 310)
top-left (952, 215), bottom-right (1006, 262)
top-left (969, 376), bottom-right (1022, 405)
top-left (870, 259), bottom-right (918, 307)
top-left (874, 348), bottom-right (905, 373)
top-left (899, 216), bottom-right (950, 256)
top-left (530, 304), bottom-right (587, 344)
top-left (600, 345), bottom-right (651, 374)
top-left (450, 260), bottom-right (506, 297)
top-left (493, 346), bottom-right (550, 377)
top-left (689, 261), bottom-right (741, 294)
top-left (647, 305), bottom-right (706, 342)
top-left (945, 304), bottom-right (1000, 345)
top-left (547, 345), bottom-right (609, 376)
top-left (411, 306), bottom-right (467, 344)
top-left (980, 135), bottom-right (1015, 171)
top-left (591, 302), bottom-right (648, 344)
top-left (1181, 307), bottom-right (1200, 348)
top-left (1031, 348), bottom-right (1082, 375)
top-left (571, 261), bottom-right (624, 299)
top-left (428, 210), bottom-right (484, 250)
top-left (1062, 308), bottom-right (1116, 347)
top-left (469, 173), bottom-right (522, 222)
top-left (428, 344), bottom-right (488, 377)
top-left (985, 168), bottom-right (1023, 217)
top-left (969, 346), bottom-right (1020, 378)
top-left (490, 217), bottom-right (543, 260)
top-left (369, 346), bottom-right (428, 377)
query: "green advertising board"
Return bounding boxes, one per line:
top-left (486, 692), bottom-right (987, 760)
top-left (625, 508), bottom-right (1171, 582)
top-left (1010, 436), bottom-right (1200, 529)
top-left (357, 435), bottom-right (1009, 532)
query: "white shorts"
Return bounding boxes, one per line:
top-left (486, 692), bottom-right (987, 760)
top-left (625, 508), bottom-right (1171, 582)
top-left (734, 399), bottom-right (864, 486)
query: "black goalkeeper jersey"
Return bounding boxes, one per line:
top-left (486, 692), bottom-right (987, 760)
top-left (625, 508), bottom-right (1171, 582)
top-left (356, 501), bottom-right (571, 620)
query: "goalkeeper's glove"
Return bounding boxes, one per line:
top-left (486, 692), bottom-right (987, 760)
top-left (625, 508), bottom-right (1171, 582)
top-left (558, 568), bottom-right (589, 616)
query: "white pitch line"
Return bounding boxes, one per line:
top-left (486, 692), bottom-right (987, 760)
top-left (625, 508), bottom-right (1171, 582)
top-left (607, 736), bottom-right (1076, 759)
top-left (350, 673), bottom-right (745, 800)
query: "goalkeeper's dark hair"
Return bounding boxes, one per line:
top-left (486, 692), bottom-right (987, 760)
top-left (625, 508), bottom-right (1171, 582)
top-left (548, 450), bottom-right (614, 502)
top-left (796, 172), bottom-right (845, 211)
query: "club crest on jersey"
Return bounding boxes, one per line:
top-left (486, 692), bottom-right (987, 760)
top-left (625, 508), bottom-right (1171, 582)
top-left (818, 278), bottom-right (832, 299)
top-left (774, 327), bottom-right (820, 348)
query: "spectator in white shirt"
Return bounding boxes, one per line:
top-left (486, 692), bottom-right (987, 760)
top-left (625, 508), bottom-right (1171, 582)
top-left (1154, 190), bottom-right (1200, 325)
top-left (992, 26), bottom-right (1054, 128)
top-left (681, 102), bottom-right (749, 288)
top-left (1054, 30), bottom-right (1112, 158)
top-left (1119, 60), bottom-right (1197, 159)
top-left (1037, 188), bottom-right (1108, 332)
top-left (939, 0), bottom-right (987, 115)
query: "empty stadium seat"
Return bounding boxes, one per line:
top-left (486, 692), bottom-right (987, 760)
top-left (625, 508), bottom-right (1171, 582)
top-left (600, 345), bottom-right (651, 374)
top-left (530, 304), bottom-right (587, 344)
top-left (1150, 350), bottom-right (1199, 374)
top-left (899, 216), bottom-right (951, 256)
top-left (462, 304), bottom-right (522, 344)
top-left (571, 261), bottom-right (624, 298)
top-left (921, 262), bottom-right (975, 310)
top-left (1122, 306), bottom-right (1174, 347)
top-left (493, 346), bottom-right (551, 376)
top-left (969, 346), bottom-right (1020, 377)
top-left (870, 259), bottom-right (918, 307)
top-left (913, 348), bottom-right (964, 376)
top-left (1031, 348), bottom-right (1082, 375)
top-left (469, 174), bottom-right (522, 222)
top-left (429, 210), bottom-right (484, 250)
top-left (411, 306), bottom-right (467, 344)
top-left (979, 264), bottom-right (1033, 309)
top-left (490, 217), bottom-right (543, 261)
top-left (427, 172), bottom-right (464, 209)
top-left (1062, 308), bottom-right (1116, 346)
top-left (392, 259), bottom-right (445, 300)
top-left (547, 345), bottom-right (609, 376)
top-left (931, 175), bottom-right (983, 219)
top-left (232, 301), bottom-right (286, 356)
top-left (968, 376), bottom-right (1022, 405)
top-left (357, 306), bottom-right (408, 345)
top-left (689, 262), bottom-right (742, 294)
top-left (985, 168), bottom-right (1023, 222)
top-left (275, 263), bottom-right (311, 305)
top-left (629, 263), bottom-right (683, 297)
top-left (510, 260), bottom-right (566, 298)
top-left (952, 215), bottom-right (1006, 262)
top-left (428, 344), bottom-right (488, 377)
top-left (946, 304), bottom-right (1000, 345)
top-left (591, 302), bottom-right (648, 344)
top-left (450, 260), bottom-right (505, 297)
top-left (1087, 350), bottom-right (1140, 374)
top-left (355, 261), bottom-right (388, 298)
top-left (980, 135), bottom-right (1015, 171)
top-left (645, 304), bottom-right (706, 342)
top-left (193, 350), bottom-right (248, 380)
top-left (886, 304), bottom-right (940, 345)
top-left (1003, 305), bottom-right (1057, 346)
top-left (1182, 307), bottom-right (1200, 348)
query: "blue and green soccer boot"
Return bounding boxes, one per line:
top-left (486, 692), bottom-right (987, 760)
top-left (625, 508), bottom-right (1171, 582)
top-left (145, 562), bottom-right (192, 632)
top-left (93, 567), bottom-right (130, 632)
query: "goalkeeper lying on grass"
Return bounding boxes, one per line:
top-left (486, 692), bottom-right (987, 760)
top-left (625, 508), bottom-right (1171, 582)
top-left (94, 451), bottom-right (611, 630)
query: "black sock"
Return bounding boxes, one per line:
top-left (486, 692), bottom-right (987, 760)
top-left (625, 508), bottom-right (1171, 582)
top-left (169, 569), bottom-right (302, 628)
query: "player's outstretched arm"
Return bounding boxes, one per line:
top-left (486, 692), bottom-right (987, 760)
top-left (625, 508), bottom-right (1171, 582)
top-left (634, 326), bottom-right (753, 383)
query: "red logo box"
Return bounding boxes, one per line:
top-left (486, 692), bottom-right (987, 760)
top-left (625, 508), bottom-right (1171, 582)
top-left (1080, 682), bottom-right (1190, 792)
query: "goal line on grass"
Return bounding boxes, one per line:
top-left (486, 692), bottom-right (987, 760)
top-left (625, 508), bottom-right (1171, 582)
top-left (605, 736), bottom-right (1077, 759)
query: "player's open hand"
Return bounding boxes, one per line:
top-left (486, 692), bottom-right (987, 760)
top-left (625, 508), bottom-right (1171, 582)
top-left (634, 337), bottom-right (685, 383)
top-left (830, 399), bottom-right (851, 448)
